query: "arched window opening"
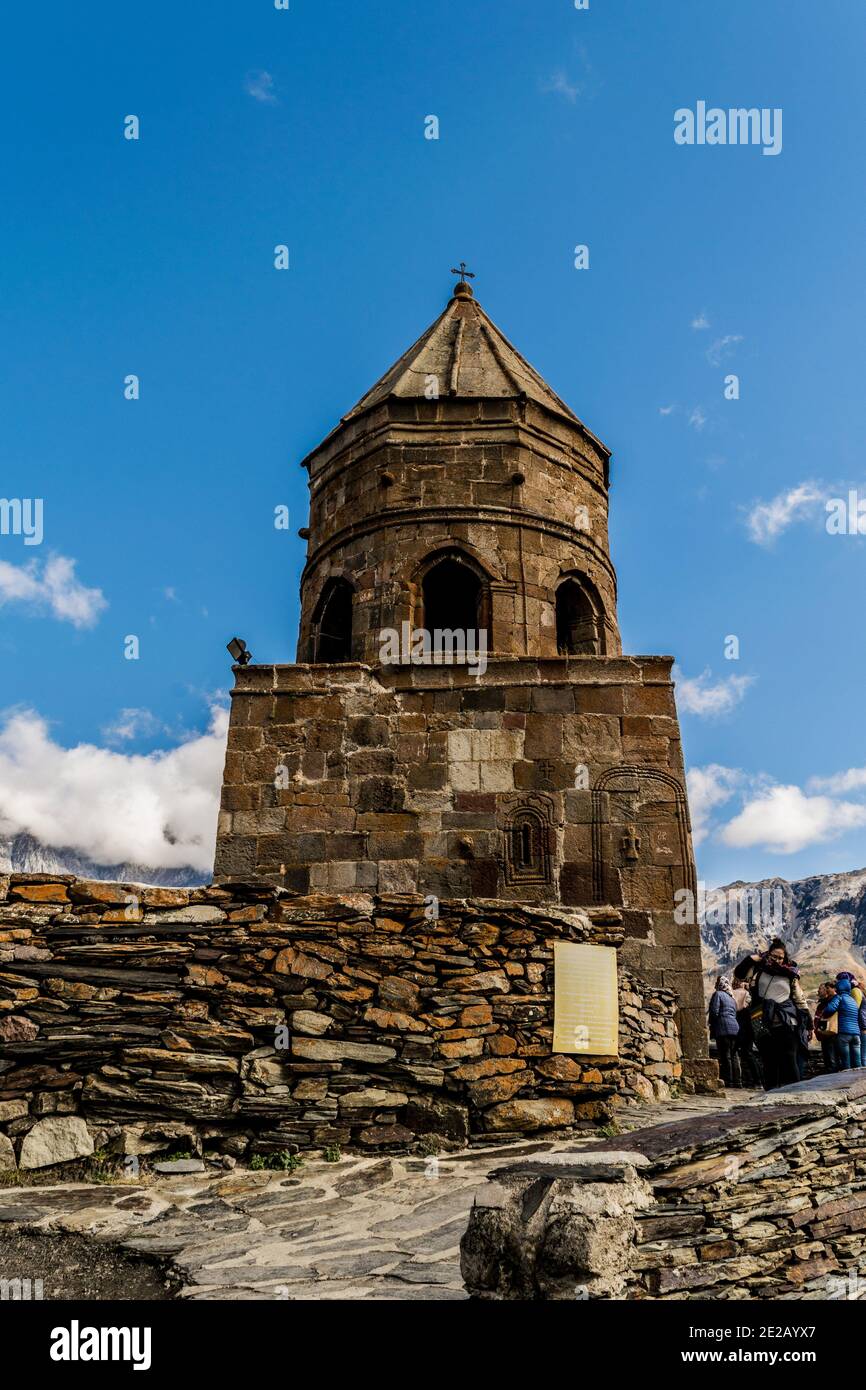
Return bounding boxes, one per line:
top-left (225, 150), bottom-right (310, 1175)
top-left (505, 808), bottom-right (551, 886)
top-left (421, 554), bottom-right (488, 644)
top-left (556, 577), bottom-right (603, 656)
top-left (311, 578), bottom-right (354, 662)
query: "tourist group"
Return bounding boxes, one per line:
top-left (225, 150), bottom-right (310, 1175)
top-left (707, 939), bottom-right (865, 1091)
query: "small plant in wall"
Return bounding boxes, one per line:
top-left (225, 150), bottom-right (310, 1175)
top-left (250, 1150), bottom-right (303, 1173)
top-left (321, 1144), bottom-right (341, 1163)
top-left (88, 1148), bottom-right (122, 1183)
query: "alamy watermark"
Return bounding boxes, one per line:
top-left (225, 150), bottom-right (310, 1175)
top-left (50, 1322), bottom-right (151, 1371)
top-left (675, 103), bottom-right (782, 157)
top-left (1, 1277), bottom-right (43, 1300)
top-left (675, 881), bottom-right (784, 929)
top-left (379, 622), bottom-right (488, 677)
top-left (0, 497), bottom-right (43, 545)
top-left (827, 1271), bottom-right (866, 1300)
top-left (826, 491), bottom-right (866, 535)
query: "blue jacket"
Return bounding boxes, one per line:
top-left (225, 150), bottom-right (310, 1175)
top-left (825, 979), bottom-right (860, 1034)
top-left (708, 989), bottom-right (740, 1038)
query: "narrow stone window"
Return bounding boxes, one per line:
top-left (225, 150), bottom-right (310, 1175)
top-left (520, 821), bottom-right (532, 867)
top-left (556, 577), bottom-right (603, 656)
top-left (311, 577), bottom-right (354, 662)
top-left (422, 555), bottom-right (483, 638)
top-left (418, 551), bottom-right (492, 656)
top-left (505, 807), bottom-right (551, 885)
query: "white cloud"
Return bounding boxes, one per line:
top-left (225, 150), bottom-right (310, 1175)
top-left (810, 767), bottom-right (866, 795)
top-left (0, 554), bottom-right (107, 628)
top-left (658, 404), bottom-right (676, 416)
top-left (244, 70), bottom-right (277, 104)
top-left (101, 708), bottom-right (163, 745)
top-left (691, 312), bottom-right (710, 330)
top-left (542, 71), bottom-right (580, 102)
top-left (0, 704), bottom-right (228, 872)
top-left (720, 784), bottom-right (866, 855)
top-left (675, 667), bottom-right (754, 717)
top-left (745, 482), bottom-right (824, 545)
top-left (689, 406), bottom-right (707, 431)
top-left (542, 44), bottom-right (597, 104)
top-left (706, 334), bottom-right (743, 366)
top-left (687, 764), bottom-right (743, 845)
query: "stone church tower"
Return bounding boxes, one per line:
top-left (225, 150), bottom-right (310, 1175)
top-left (215, 276), bottom-right (711, 1086)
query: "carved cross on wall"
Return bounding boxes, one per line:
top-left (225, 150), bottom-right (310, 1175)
top-left (620, 826), bottom-right (642, 864)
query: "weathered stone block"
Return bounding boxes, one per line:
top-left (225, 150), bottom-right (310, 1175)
top-left (19, 1116), bottom-right (94, 1170)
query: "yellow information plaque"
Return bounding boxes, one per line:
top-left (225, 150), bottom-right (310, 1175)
top-left (553, 942), bottom-right (619, 1057)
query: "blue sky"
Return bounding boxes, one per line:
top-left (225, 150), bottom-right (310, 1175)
top-left (1, 0), bottom-right (865, 886)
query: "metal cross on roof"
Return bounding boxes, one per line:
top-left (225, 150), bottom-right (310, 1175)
top-left (450, 262), bottom-right (476, 285)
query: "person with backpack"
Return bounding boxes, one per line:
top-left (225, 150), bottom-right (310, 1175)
top-left (822, 973), bottom-right (862, 1071)
top-left (733, 939), bottom-right (809, 1090)
top-left (708, 975), bottom-right (741, 1087)
top-left (732, 976), bottom-right (763, 1087)
top-left (814, 982), bottom-right (840, 1072)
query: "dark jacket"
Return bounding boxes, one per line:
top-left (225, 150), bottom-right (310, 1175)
top-left (708, 989), bottom-right (740, 1039)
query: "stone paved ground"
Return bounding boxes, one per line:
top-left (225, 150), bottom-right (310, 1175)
top-left (0, 1094), bottom-right (739, 1301)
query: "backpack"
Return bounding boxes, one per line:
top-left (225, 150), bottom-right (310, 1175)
top-left (749, 1002), bottom-right (771, 1045)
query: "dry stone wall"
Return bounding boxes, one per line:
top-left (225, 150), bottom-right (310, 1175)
top-left (0, 875), bottom-right (682, 1169)
top-left (461, 1077), bottom-right (866, 1300)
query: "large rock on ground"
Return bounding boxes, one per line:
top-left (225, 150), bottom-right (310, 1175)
top-left (0, 1132), bottom-right (16, 1172)
top-left (18, 1116), bottom-right (94, 1170)
top-left (461, 1157), bottom-right (652, 1299)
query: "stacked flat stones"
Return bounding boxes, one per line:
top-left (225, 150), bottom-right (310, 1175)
top-left (462, 1082), bottom-right (866, 1300)
top-left (0, 874), bottom-right (681, 1168)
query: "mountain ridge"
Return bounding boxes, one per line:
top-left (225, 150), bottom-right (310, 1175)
top-left (0, 833), bottom-right (209, 888)
top-left (701, 865), bottom-right (866, 995)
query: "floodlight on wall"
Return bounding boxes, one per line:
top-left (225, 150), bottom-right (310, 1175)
top-left (227, 637), bottom-right (252, 666)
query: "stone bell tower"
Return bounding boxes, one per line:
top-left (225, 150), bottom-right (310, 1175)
top-left (214, 273), bottom-right (712, 1085)
top-left (296, 273), bottom-right (621, 666)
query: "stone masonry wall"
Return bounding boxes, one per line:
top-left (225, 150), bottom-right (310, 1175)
top-left (214, 655), bottom-right (711, 1081)
top-left (462, 1078), bottom-right (866, 1300)
top-left (0, 875), bottom-right (682, 1172)
top-left (215, 656), bottom-right (689, 905)
top-left (298, 393), bottom-right (622, 663)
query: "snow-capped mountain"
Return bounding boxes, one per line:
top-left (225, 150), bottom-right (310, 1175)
top-left (701, 867), bottom-right (866, 995)
top-left (0, 833), bottom-right (209, 888)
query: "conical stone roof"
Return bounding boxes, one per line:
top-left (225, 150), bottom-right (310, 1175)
top-left (341, 282), bottom-right (585, 430)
